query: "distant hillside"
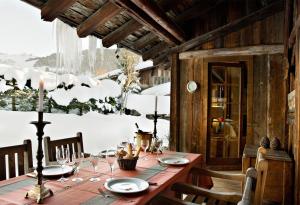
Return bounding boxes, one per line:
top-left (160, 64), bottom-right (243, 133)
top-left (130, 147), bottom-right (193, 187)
top-left (27, 48), bottom-right (119, 75)
top-left (0, 53), bottom-right (37, 68)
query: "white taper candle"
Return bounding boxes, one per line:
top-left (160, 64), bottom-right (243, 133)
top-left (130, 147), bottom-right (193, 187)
top-left (155, 96), bottom-right (158, 112)
top-left (38, 80), bottom-right (44, 112)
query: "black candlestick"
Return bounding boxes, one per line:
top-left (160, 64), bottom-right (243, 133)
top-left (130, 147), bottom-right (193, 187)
top-left (25, 112), bottom-right (53, 203)
top-left (153, 111), bottom-right (158, 139)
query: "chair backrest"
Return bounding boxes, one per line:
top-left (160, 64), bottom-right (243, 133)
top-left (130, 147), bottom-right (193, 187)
top-left (44, 132), bottom-right (84, 165)
top-left (239, 149), bottom-right (268, 205)
top-left (0, 140), bottom-right (33, 180)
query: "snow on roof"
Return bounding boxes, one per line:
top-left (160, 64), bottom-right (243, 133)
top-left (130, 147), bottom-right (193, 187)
top-left (135, 60), bottom-right (153, 71)
top-left (97, 69), bottom-right (122, 80)
top-left (141, 82), bottom-right (170, 96)
top-left (97, 60), bottom-right (153, 80)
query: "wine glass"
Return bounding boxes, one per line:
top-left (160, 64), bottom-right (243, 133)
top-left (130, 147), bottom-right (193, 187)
top-left (56, 147), bottom-right (69, 182)
top-left (105, 148), bottom-right (116, 181)
top-left (141, 139), bottom-right (150, 160)
top-left (89, 154), bottom-right (100, 182)
top-left (154, 139), bottom-right (163, 159)
top-left (71, 152), bottom-right (84, 182)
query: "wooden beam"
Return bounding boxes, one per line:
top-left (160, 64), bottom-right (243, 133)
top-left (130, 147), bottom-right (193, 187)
top-left (289, 16), bottom-right (300, 48)
top-left (133, 32), bottom-right (158, 50)
top-left (77, 1), bottom-right (122, 38)
top-left (153, 51), bottom-right (170, 65)
top-left (117, 41), bottom-right (142, 55)
top-left (142, 42), bottom-right (169, 61)
top-left (130, 0), bottom-right (185, 42)
top-left (112, 0), bottom-right (179, 45)
top-left (102, 19), bottom-right (143, 48)
top-left (175, 0), bottom-right (225, 23)
top-left (172, 0), bottom-right (284, 53)
top-left (179, 45), bottom-right (284, 59)
top-left (153, 49), bottom-right (170, 63)
top-left (170, 53), bottom-right (180, 151)
top-left (284, 0), bottom-right (293, 57)
top-left (21, 0), bottom-right (43, 9)
top-left (41, 0), bottom-right (77, 22)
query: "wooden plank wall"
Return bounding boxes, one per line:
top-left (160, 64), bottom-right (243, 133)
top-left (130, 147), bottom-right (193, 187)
top-left (292, 0), bottom-right (300, 203)
top-left (170, 2), bottom-right (286, 159)
top-left (252, 54), bottom-right (286, 146)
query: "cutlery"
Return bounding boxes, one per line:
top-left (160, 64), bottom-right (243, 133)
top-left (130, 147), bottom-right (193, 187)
top-left (148, 182), bottom-right (158, 186)
top-left (97, 187), bottom-right (113, 198)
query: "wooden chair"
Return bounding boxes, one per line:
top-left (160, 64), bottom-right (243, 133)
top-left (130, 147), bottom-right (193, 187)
top-left (151, 147), bottom-right (267, 205)
top-left (150, 167), bottom-right (260, 205)
top-left (0, 140), bottom-right (33, 180)
top-left (168, 148), bottom-right (268, 205)
top-left (44, 132), bottom-right (84, 165)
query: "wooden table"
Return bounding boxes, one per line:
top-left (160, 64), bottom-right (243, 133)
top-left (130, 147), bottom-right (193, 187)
top-left (0, 151), bottom-right (205, 205)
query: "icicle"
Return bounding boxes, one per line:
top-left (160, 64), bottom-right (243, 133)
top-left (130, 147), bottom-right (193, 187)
top-left (99, 39), bottom-right (104, 67)
top-left (88, 36), bottom-right (97, 75)
top-left (55, 19), bottom-right (82, 75)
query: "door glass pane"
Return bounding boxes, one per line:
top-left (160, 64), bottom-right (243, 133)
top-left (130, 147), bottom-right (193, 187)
top-left (209, 66), bottom-right (241, 159)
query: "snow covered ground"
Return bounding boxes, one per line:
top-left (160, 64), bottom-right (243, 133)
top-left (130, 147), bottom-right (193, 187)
top-left (0, 110), bottom-right (169, 164)
top-left (0, 55), bottom-right (170, 166)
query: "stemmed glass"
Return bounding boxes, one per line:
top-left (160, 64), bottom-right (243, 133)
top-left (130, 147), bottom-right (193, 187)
top-left (89, 154), bottom-right (100, 182)
top-left (141, 139), bottom-right (150, 160)
top-left (105, 148), bottom-right (117, 181)
top-left (71, 152), bottom-right (84, 182)
top-left (56, 147), bottom-right (69, 182)
top-left (154, 139), bottom-right (163, 159)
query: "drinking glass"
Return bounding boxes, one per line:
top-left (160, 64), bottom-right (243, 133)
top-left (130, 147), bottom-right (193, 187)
top-left (105, 148), bottom-right (116, 181)
top-left (154, 139), bottom-right (163, 159)
top-left (56, 147), bottom-right (69, 182)
top-left (141, 139), bottom-right (150, 160)
top-left (71, 152), bottom-right (84, 182)
top-left (89, 154), bottom-right (100, 182)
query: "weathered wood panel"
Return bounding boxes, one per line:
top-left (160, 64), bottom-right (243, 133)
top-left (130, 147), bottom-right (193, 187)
top-left (252, 55), bottom-right (268, 145)
top-left (268, 54), bottom-right (286, 145)
top-left (170, 8), bottom-right (286, 157)
top-left (179, 59), bottom-right (194, 152)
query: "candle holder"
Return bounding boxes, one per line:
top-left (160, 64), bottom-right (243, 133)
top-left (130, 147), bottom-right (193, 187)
top-left (25, 112), bottom-right (53, 203)
top-left (153, 111), bottom-right (158, 139)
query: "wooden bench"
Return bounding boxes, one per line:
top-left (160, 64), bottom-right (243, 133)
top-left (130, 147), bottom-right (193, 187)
top-left (0, 140), bottom-right (33, 180)
top-left (44, 132), bottom-right (84, 165)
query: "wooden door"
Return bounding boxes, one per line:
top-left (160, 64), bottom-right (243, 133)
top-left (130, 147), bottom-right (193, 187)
top-left (207, 62), bottom-right (247, 167)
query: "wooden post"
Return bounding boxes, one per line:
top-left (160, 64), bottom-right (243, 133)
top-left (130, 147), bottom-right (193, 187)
top-left (294, 26), bottom-right (300, 205)
top-left (170, 53), bottom-right (180, 151)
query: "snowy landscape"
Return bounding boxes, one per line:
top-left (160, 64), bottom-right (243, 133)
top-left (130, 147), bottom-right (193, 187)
top-left (0, 6), bottom-right (170, 165)
top-left (0, 53), bottom-right (170, 160)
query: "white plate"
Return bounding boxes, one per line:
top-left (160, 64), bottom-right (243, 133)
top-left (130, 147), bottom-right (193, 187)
top-left (158, 157), bottom-right (190, 166)
top-left (104, 177), bottom-right (149, 194)
top-left (42, 165), bottom-right (73, 177)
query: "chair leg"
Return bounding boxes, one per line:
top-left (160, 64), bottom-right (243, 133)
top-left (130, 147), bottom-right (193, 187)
top-left (191, 195), bottom-right (198, 203)
top-left (175, 192), bottom-right (181, 199)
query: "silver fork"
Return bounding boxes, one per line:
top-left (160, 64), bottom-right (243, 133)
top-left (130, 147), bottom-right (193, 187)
top-left (97, 187), bottom-right (113, 198)
top-left (97, 187), bottom-right (135, 203)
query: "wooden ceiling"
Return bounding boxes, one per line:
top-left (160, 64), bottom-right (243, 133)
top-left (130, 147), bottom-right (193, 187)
top-left (21, 0), bottom-right (284, 66)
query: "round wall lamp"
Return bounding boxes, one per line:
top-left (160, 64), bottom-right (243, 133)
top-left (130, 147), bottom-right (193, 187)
top-left (186, 81), bottom-right (198, 93)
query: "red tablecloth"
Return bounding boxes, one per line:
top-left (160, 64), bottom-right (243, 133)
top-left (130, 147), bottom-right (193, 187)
top-left (0, 151), bottom-right (209, 205)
